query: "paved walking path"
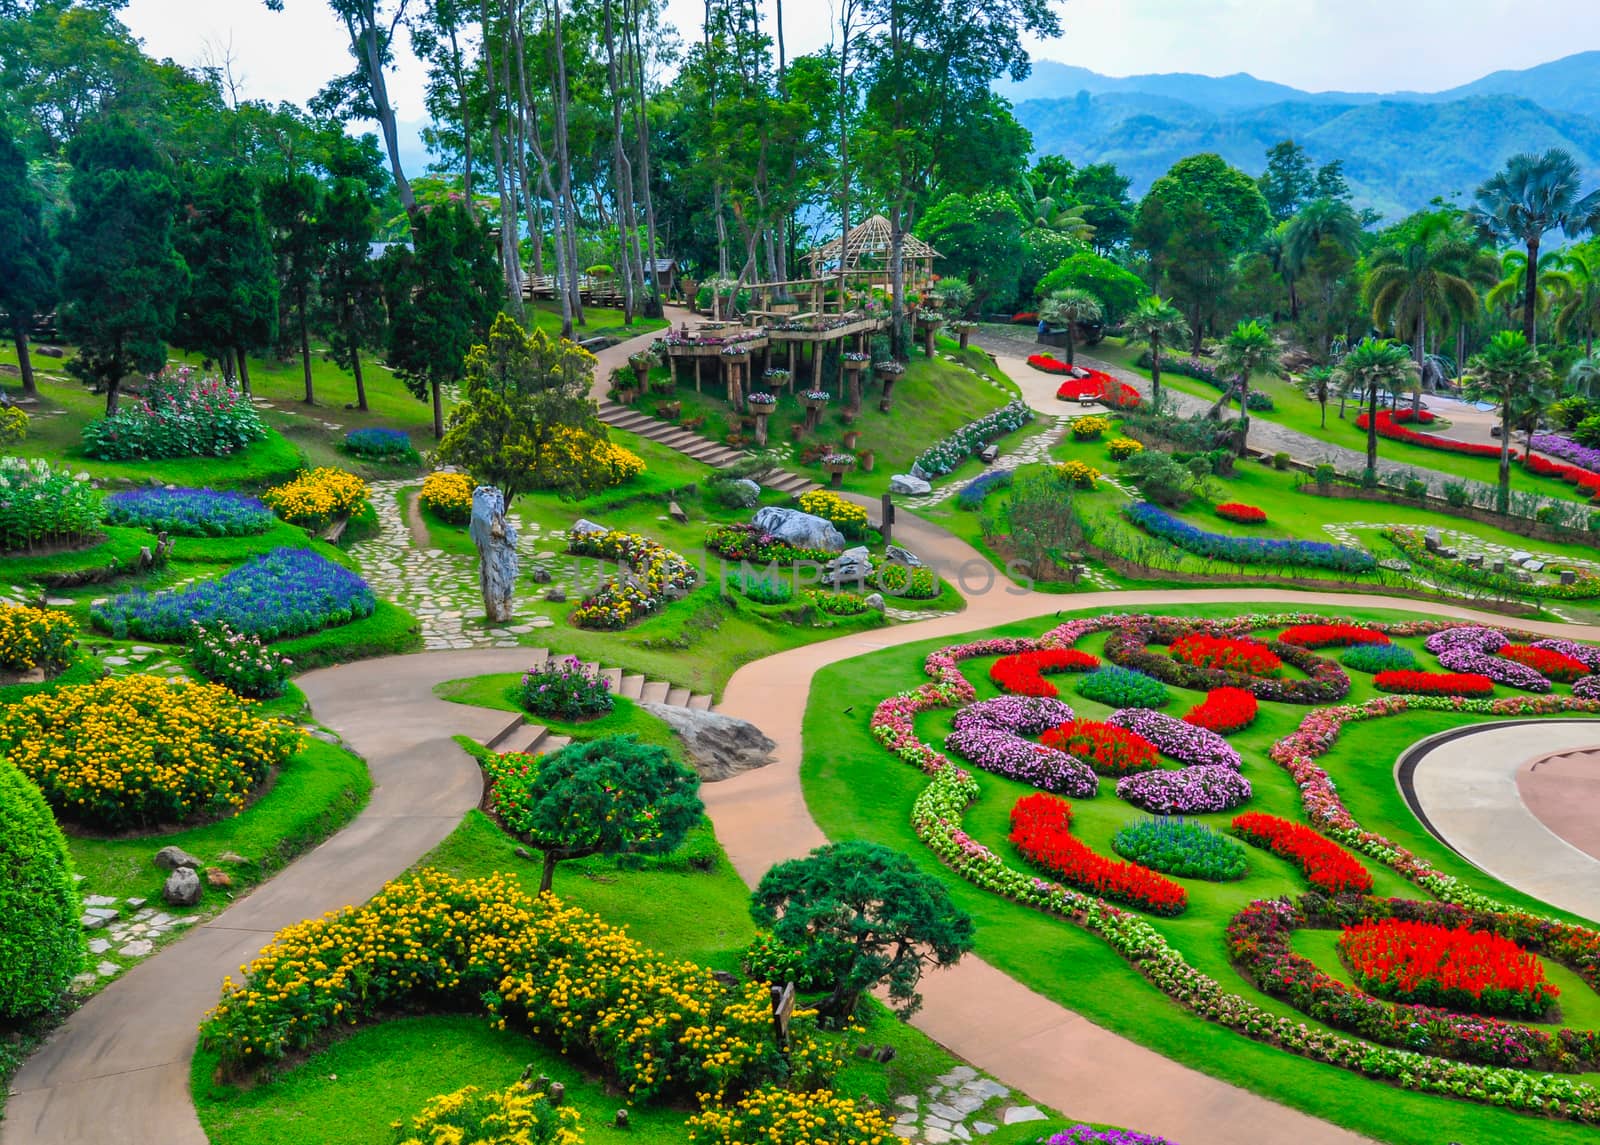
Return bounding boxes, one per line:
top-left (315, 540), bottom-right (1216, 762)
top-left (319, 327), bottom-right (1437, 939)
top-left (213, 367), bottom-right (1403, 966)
top-left (1406, 720), bottom-right (1600, 923)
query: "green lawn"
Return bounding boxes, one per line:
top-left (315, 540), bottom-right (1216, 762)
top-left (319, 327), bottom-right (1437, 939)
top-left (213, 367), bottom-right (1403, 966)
top-left (799, 602), bottom-right (1600, 1145)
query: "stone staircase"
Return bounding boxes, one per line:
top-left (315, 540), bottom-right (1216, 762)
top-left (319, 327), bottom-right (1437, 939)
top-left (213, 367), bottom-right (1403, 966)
top-left (480, 646), bottom-right (713, 757)
top-left (598, 400), bottom-right (821, 497)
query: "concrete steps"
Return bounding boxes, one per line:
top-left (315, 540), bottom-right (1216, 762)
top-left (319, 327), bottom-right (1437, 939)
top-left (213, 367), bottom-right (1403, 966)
top-left (597, 400), bottom-right (823, 493)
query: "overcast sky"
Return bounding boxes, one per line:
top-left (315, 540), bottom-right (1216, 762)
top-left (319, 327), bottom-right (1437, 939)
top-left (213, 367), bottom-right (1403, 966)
top-left (120, 0), bottom-right (1593, 119)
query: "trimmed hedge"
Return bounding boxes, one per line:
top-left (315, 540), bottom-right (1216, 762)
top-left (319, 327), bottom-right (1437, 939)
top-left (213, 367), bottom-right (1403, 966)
top-left (0, 758), bottom-right (81, 1019)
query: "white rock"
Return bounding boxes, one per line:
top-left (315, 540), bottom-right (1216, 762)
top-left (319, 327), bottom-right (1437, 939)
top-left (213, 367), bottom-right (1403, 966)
top-left (973, 1123), bottom-right (997, 1137)
top-left (1002, 1107), bottom-right (1045, 1125)
top-left (118, 940), bottom-right (154, 958)
top-left (95, 961), bottom-right (118, 977)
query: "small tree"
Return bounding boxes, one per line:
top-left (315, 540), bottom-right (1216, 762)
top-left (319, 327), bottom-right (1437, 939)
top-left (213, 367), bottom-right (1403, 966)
top-left (1215, 318), bottom-right (1283, 455)
top-left (1300, 365), bottom-right (1333, 429)
top-left (58, 117), bottom-right (189, 415)
top-left (749, 841), bottom-right (974, 1025)
top-left (262, 171), bottom-right (324, 404)
top-left (1334, 337), bottom-right (1416, 484)
top-left (1124, 295), bottom-right (1189, 410)
top-left (498, 734), bottom-right (703, 894)
top-left (315, 174), bottom-right (385, 411)
top-left (1040, 287), bottom-right (1102, 366)
top-left (1465, 330), bottom-right (1556, 515)
top-left (0, 124), bottom-right (57, 398)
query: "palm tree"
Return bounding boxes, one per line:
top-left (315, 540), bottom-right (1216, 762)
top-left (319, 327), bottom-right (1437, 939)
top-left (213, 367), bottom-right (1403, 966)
top-left (1124, 295), bottom-right (1189, 410)
top-left (1284, 198), bottom-right (1362, 278)
top-left (1300, 365), bottom-right (1334, 428)
top-left (1464, 330), bottom-right (1557, 515)
top-left (1215, 318), bottom-right (1282, 456)
top-left (1469, 149), bottom-right (1600, 345)
top-left (1334, 337), bottom-right (1417, 483)
top-left (1551, 246), bottom-right (1600, 358)
top-left (1571, 357), bottom-right (1600, 398)
top-left (1365, 214), bottom-right (1482, 381)
top-left (1013, 176), bottom-right (1096, 244)
top-left (1484, 249), bottom-right (1571, 345)
top-left (1041, 287), bottom-right (1103, 366)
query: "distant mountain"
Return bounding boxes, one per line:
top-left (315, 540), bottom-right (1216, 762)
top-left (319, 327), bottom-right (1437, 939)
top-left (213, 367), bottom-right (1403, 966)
top-left (1003, 52), bottom-right (1600, 220)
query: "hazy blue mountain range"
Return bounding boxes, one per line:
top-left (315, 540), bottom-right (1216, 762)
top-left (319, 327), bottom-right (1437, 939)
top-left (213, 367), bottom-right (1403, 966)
top-left (1003, 52), bottom-right (1600, 219)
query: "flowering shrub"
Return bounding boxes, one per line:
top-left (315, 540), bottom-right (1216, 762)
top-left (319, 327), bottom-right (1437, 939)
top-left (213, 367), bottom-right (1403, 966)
top-left (1071, 415), bottom-right (1111, 441)
top-left (1214, 502), bottom-right (1266, 524)
top-left (104, 487), bottom-right (271, 537)
top-left (533, 428), bottom-right (645, 490)
top-left (1053, 460), bottom-right (1101, 488)
top-left (1531, 433), bottom-right (1600, 473)
top-left (1341, 919), bottom-right (1558, 1020)
top-left (1053, 371), bottom-right (1141, 408)
top-left (0, 405), bottom-right (26, 445)
top-left (1010, 794), bottom-right (1188, 915)
top-left (1340, 643), bottom-right (1418, 673)
top-left (0, 457), bottom-right (103, 551)
top-left (1182, 687), bottom-right (1257, 734)
top-left (704, 524), bottom-right (834, 565)
top-left (568, 530), bottom-right (695, 630)
top-left (0, 604), bottom-right (77, 674)
top-left (804, 589), bottom-right (872, 617)
top-left (952, 695), bottom-right (1076, 736)
top-left (688, 1086), bottom-right (896, 1145)
top-left (392, 1083), bottom-right (580, 1145)
top-left (797, 490), bottom-right (869, 539)
top-left (1126, 502), bottom-right (1376, 573)
top-left (912, 401), bottom-right (1034, 477)
top-left (1105, 709), bottom-right (1242, 769)
top-left (1048, 1129), bottom-right (1177, 1145)
top-left (1372, 670), bottom-right (1495, 697)
top-left (875, 562), bottom-right (938, 599)
top-left (1112, 817), bottom-right (1248, 881)
top-left (989, 648), bottom-right (1100, 697)
top-left (955, 469), bottom-right (1013, 510)
top-left (93, 547), bottom-right (376, 641)
top-left (1107, 436), bottom-right (1143, 460)
top-left (262, 467), bottom-right (370, 530)
top-left (1168, 633), bottom-right (1281, 676)
top-left (1576, 676), bottom-right (1600, 699)
top-left (201, 870), bottom-right (827, 1099)
top-left (187, 620), bottom-right (293, 698)
top-left (1499, 644), bottom-right (1590, 683)
top-left (1076, 666), bottom-right (1170, 709)
top-left (0, 675), bottom-right (299, 829)
top-left (943, 724), bottom-right (1099, 797)
top-left (1278, 624), bottom-right (1388, 649)
top-left (1231, 813), bottom-right (1372, 893)
top-left (81, 369), bottom-right (267, 460)
top-left (419, 471), bottom-right (475, 525)
top-left (342, 427), bottom-right (418, 462)
top-left (1355, 408), bottom-right (1510, 459)
top-left (1040, 719), bottom-right (1159, 776)
top-left (1116, 766), bottom-right (1252, 815)
top-left (1530, 638), bottom-right (1600, 674)
top-left (518, 656), bottom-right (614, 719)
top-left (739, 932), bottom-right (835, 992)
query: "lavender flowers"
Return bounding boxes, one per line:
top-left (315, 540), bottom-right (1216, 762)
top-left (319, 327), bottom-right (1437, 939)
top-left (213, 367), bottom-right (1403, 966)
top-left (1106, 708), bottom-right (1242, 770)
top-left (1116, 766), bottom-right (1252, 815)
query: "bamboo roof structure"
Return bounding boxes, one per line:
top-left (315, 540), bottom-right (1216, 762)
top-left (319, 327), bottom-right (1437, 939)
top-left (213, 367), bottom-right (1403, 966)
top-left (805, 214), bottom-right (940, 272)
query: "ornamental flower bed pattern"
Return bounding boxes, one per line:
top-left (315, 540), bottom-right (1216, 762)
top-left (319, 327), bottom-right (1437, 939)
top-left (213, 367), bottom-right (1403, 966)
top-left (1102, 619), bottom-right (1349, 704)
top-left (912, 401), bottom-right (1034, 478)
top-left (1340, 918), bottom-right (1558, 1020)
top-left (989, 648), bottom-right (1100, 696)
top-left (1340, 643), bottom-right (1418, 673)
top-left (1111, 817), bottom-right (1248, 882)
top-left (1499, 644), bottom-right (1590, 683)
top-left (1116, 766), bottom-right (1252, 814)
top-left (1075, 665), bottom-right (1170, 708)
top-left (1424, 626), bottom-right (1552, 691)
top-left (943, 724), bottom-right (1099, 797)
top-left (568, 529), bottom-right (696, 630)
top-left (1231, 812), bottom-right (1372, 893)
top-left (1278, 624), bottom-right (1388, 649)
top-left (1531, 638), bottom-right (1600, 674)
top-left (1214, 502), bottom-right (1266, 524)
top-left (1355, 408), bottom-right (1512, 460)
top-left (92, 547), bottom-right (377, 642)
top-left (1530, 433), bottom-right (1600, 477)
top-left (1009, 794), bottom-right (1188, 916)
top-left (704, 524), bottom-right (835, 565)
top-left (104, 488), bottom-right (272, 537)
top-left (1125, 502), bottom-right (1376, 574)
top-left (1051, 370), bottom-right (1142, 408)
top-left (1040, 719), bottom-right (1160, 776)
top-left (1372, 670), bottom-right (1495, 696)
top-left (951, 695), bottom-right (1076, 737)
top-left (1182, 687), bottom-right (1258, 734)
top-left (1168, 633), bottom-right (1281, 676)
top-left (1106, 709), bottom-right (1242, 769)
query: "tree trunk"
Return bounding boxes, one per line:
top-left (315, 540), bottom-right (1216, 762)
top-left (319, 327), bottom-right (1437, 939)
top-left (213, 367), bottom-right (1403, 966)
top-left (431, 379), bottom-right (444, 438)
top-left (236, 348), bottom-right (252, 395)
top-left (13, 323), bottom-right (36, 397)
top-left (1234, 378), bottom-right (1251, 456)
top-left (539, 852), bottom-right (557, 893)
top-left (1064, 324), bottom-right (1075, 366)
top-left (624, 0), bottom-right (661, 316)
top-left (450, 24), bottom-right (473, 216)
top-left (352, 14), bottom-right (415, 215)
top-left (105, 378), bottom-right (120, 416)
top-left (602, 0), bottom-right (636, 325)
top-left (1523, 238), bottom-right (1540, 347)
top-left (1366, 382), bottom-right (1380, 477)
top-left (1149, 339), bottom-right (1161, 409)
top-left (352, 348), bottom-right (368, 412)
top-left (300, 296), bottom-right (313, 404)
top-left (1498, 396), bottom-right (1513, 515)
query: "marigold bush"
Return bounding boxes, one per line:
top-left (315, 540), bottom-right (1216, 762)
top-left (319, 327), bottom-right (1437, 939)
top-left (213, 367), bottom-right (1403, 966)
top-left (0, 603), bottom-right (77, 674)
top-left (420, 471), bottom-right (475, 525)
top-left (989, 648), bottom-right (1100, 697)
top-left (263, 467), bottom-right (370, 529)
top-left (0, 675), bottom-right (300, 829)
top-left (1373, 670), bottom-right (1494, 697)
top-left (1106, 436), bottom-right (1144, 460)
top-left (1182, 687), bottom-right (1257, 734)
top-left (201, 869), bottom-right (828, 1101)
top-left (1054, 459), bottom-right (1101, 488)
top-left (1231, 812), bottom-right (1372, 894)
top-left (1340, 919), bottom-right (1558, 1020)
top-left (532, 428), bottom-right (644, 491)
top-left (392, 1083), bottom-right (581, 1145)
top-left (1169, 633), bottom-right (1281, 676)
top-left (687, 1085), bottom-right (896, 1145)
top-left (1040, 719), bottom-right (1160, 776)
top-left (1215, 502), bottom-right (1266, 524)
top-left (797, 490), bottom-right (869, 540)
top-left (1010, 794), bottom-right (1188, 915)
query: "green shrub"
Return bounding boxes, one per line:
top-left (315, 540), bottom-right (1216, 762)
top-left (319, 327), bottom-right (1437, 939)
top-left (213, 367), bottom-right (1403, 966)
top-left (1340, 643), bottom-right (1418, 673)
top-left (1589, 512), bottom-right (1600, 535)
top-left (1535, 504), bottom-right (1561, 524)
top-left (1314, 463), bottom-right (1335, 489)
top-left (726, 571), bottom-right (794, 605)
top-left (1442, 481), bottom-right (1469, 507)
top-left (0, 457), bottom-right (104, 552)
top-left (1403, 478), bottom-right (1428, 500)
top-left (0, 758), bottom-right (81, 1019)
top-left (740, 931), bottom-right (835, 992)
top-left (1074, 666), bottom-right (1169, 709)
top-left (1551, 396), bottom-right (1594, 430)
top-left (1574, 415), bottom-right (1600, 448)
top-left (1271, 452), bottom-right (1291, 471)
top-left (1359, 468), bottom-right (1380, 490)
top-left (1121, 450), bottom-right (1198, 508)
top-left (874, 562), bottom-right (938, 600)
top-left (806, 589), bottom-right (872, 617)
top-left (1111, 816), bottom-right (1248, 881)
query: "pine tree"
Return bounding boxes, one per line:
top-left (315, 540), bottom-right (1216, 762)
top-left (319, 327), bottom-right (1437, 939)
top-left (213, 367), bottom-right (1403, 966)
top-left (0, 124), bottom-right (56, 398)
top-left (315, 174), bottom-right (384, 411)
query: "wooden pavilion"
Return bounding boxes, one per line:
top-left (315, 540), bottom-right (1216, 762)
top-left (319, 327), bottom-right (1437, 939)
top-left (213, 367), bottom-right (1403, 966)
top-left (803, 214), bottom-right (940, 297)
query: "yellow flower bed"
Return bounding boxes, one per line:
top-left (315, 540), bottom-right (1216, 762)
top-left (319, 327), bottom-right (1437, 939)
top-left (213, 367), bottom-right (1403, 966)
top-left (0, 675), bottom-right (299, 830)
top-left (688, 1085), bottom-right (895, 1144)
top-left (263, 467), bottom-right (370, 528)
top-left (201, 869), bottom-right (833, 1102)
top-left (567, 530), bottom-right (695, 630)
top-left (797, 490), bottom-right (869, 538)
top-left (1054, 460), bottom-right (1101, 488)
top-left (1070, 414), bottom-right (1111, 441)
top-left (0, 603), bottom-right (77, 674)
top-left (393, 1083), bottom-right (583, 1145)
top-left (1106, 436), bottom-right (1144, 460)
top-left (534, 428), bottom-right (645, 491)
top-left (420, 471), bottom-right (476, 526)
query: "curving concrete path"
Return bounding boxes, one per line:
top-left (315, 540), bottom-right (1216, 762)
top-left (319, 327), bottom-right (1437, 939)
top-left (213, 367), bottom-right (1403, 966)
top-left (1403, 719), bottom-right (1600, 924)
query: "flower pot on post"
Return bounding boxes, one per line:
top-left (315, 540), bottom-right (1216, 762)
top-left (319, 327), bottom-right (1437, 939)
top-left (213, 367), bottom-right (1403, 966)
top-left (747, 392), bottom-right (777, 446)
top-left (802, 389), bottom-right (830, 433)
top-left (842, 429), bottom-right (860, 451)
top-left (722, 344), bottom-right (752, 412)
top-left (951, 321), bottom-right (976, 351)
top-left (874, 361), bottom-right (905, 413)
top-left (858, 448), bottom-right (875, 472)
top-left (823, 452), bottom-right (856, 489)
top-left (841, 352), bottom-right (869, 414)
top-left (629, 351), bottom-right (655, 390)
top-left (915, 310), bottom-right (943, 359)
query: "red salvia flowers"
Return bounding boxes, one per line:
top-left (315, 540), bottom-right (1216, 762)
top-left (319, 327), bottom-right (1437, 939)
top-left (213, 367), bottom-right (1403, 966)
top-left (1231, 811), bottom-right (1374, 893)
top-left (1010, 793), bottom-right (1187, 915)
top-left (1183, 687), bottom-right (1259, 734)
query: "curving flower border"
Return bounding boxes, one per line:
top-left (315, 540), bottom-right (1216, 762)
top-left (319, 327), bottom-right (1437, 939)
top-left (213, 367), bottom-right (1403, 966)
top-left (1102, 618), bottom-right (1351, 704)
top-left (866, 611), bottom-right (1600, 1122)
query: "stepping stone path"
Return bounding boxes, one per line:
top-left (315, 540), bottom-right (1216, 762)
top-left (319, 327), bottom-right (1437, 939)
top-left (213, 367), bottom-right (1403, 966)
top-left (69, 897), bottom-right (200, 992)
top-left (904, 416), bottom-right (1075, 508)
top-left (888, 1066), bottom-right (1046, 1142)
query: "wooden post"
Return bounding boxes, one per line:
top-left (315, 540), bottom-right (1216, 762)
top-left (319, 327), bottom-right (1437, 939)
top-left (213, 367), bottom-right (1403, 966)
top-left (880, 493), bottom-right (895, 546)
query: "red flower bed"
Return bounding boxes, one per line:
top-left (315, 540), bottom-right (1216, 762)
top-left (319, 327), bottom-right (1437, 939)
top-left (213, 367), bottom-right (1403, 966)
top-left (1012, 311), bottom-right (1039, 324)
top-left (1215, 502), bottom-right (1267, 524)
top-left (1231, 812), bottom-right (1373, 893)
top-left (1354, 409), bottom-right (1515, 460)
top-left (1049, 367), bottom-right (1142, 408)
top-left (989, 648), bottom-right (1100, 697)
top-left (1500, 644), bottom-right (1591, 683)
top-left (1010, 793), bottom-right (1188, 915)
top-left (1372, 670), bottom-right (1494, 696)
top-left (1169, 633), bottom-right (1282, 676)
top-left (1525, 452), bottom-right (1600, 497)
top-left (1277, 624), bottom-right (1390, 649)
top-left (1039, 719), bottom-right (1160, 775)
top-left (1183, 687), bottom-right (1259, 734)
top-left (1340, 918), bottom-right (1559, 1020)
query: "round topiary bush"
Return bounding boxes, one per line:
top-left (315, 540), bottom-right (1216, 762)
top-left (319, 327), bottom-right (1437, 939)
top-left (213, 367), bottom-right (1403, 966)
top-left (0, 758), bottom-right (81, 1019)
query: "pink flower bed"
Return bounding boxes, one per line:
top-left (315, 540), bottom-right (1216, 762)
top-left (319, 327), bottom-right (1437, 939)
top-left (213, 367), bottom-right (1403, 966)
top-left (1115, 766), bottom-right (1253, 814)
top-left (1105, 708), bottom-right (1242, 770)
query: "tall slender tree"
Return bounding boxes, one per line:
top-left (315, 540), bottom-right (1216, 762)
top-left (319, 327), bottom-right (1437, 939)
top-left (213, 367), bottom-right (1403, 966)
top-left (1334, 337), bottom-right (1416, 484)
top-left (1124, 295), bottom-right (1189, 410)
top-left (1215, 318), bottom-right (1282, 456)
top-left (1364, 213), bottom-right (1482, 383)
top-left (1464, 330), bottom-right (1556, 515)
top-left (0, 123), bottom-right (56, 398)
top-left (316, 174), bottom-right (386, 411)
top-left (1039, 287), bottom-right (1101, 367)
top-left (262, 171), bottom-right (324, 403)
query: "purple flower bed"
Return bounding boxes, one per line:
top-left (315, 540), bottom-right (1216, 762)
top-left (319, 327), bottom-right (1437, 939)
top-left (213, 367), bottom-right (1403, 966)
top-left (1049, 1128), bottom-right (1179, 1145)
top-left (1116, 765), bottom-right (1252, 814)
top-left (1532, 638), bottom-right (1600, 674)
top-left (1423, 625), bottom-right (1551, 691)
top-left (943, 725), bottom-right (1098, 797)
top-left (1531, 434), bottom-right (1600, 474)
top-left (1422, 626), bottom-right (1504, 655)
top-left (92, 547), bottom-right (376, 642)
top-left (952, 695), bottom-right (1075, 736)
top-left (1574, 676), bottom-right (1600, 699)
top-left (104, 487), bottom-right (272, 537)
top-left (1106, 708), bottom-right (1242, 770)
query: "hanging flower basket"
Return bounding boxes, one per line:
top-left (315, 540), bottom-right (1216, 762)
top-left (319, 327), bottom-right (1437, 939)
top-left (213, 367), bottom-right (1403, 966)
top-left (823, 452), bottom-right (857, 476)
top-left (804, 390), bottom-right (832, 411)
top-left (747, 393), bottom-right (778, 415)
top-left (841, 352), bottom-right (869, 371)
top-left (763, 368), bottom-right (791, 386)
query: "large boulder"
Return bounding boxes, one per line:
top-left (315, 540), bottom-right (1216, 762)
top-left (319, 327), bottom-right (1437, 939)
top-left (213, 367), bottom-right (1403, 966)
top-left (725, 478), bottom-right (762, 507)
top-left (885, 545), bottom-right (923, 567)
top-left (470, 486), bottom-right (520, 623)
top-left (639, 704), bottom-right (777, 782)
top-left (154, 846), bottom-right (200, 871)
top-left (889, 473), bottom-right (932, 496)
top-left (751, 505), bottom-right (845, 552)
top-left (570, 518), bottom-right (610, 536)
top-left (823, 546), bottom-right (873, 588)
top-left (162, 867), bottom-right (202, 907)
